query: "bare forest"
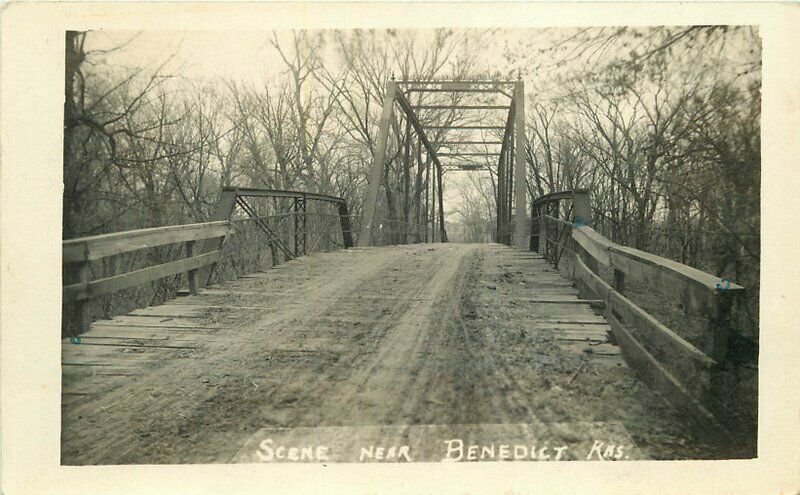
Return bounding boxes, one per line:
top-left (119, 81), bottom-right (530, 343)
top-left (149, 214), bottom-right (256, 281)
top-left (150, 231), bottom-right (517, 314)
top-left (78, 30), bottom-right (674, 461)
top-left (54, 23), bottom-right (768, 467)
top-left (64, 26), bottom-right (760, 335)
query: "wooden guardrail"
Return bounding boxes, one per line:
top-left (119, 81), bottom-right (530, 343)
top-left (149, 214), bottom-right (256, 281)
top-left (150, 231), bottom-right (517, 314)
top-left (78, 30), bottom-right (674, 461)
top-left (531, 190), bottom-right (744, 431)
top-left (63, 221), bottom-right (234, 335)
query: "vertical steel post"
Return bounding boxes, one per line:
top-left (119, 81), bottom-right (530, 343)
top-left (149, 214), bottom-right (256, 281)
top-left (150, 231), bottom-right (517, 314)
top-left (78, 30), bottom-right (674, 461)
top-left (513, 80), bottom-right (528, 249)
top-left (497, 144), bottom-right (506, 243)
top-left (301, 194), bottom-right (308, 256)
top-left (436, 159), bottom-right (446, 242)
top-left (293, 198), bottom-right (300, 257)
top-left (402, 117), bottom-right (412, 244)
top-left (416, 136), bottom-right (425, 243)
top-left (509, 140), bottom-right (514, 244)
top-left (431, 154), bottom-right (437, 242)
top-left (358, 81), bottom-right (398, 247)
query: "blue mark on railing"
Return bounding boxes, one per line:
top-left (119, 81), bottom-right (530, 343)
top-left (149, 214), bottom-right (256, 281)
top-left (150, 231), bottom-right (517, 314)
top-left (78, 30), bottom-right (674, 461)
top-left (70, 336), bottom-right (82, 344)
top-left (715, 278), bottom-right (734, 290)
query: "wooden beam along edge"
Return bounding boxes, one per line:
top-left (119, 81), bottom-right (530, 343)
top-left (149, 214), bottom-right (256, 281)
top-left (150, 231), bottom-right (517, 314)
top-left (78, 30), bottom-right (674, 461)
top-left (531, 190), bottom-right (578, 207)
top-left (570, 254), bottom-right (723, 427)
top-left (572, 255), bottom-right (716, 372)
top-left (63, 250), bottom-right (222, 302)
top-left (607, 313), bottom-right (723, 433)
top-left (570, 225), bottom-right (744, 311)
top-left (64, 221), bottom-right (233, 263)
top-left (541, 214), bottom-right (573, 229)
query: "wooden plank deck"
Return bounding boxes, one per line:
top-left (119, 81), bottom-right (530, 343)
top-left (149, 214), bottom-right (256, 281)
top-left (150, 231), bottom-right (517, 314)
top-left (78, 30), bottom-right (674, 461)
top-left (479, 246), bottom-right (624, 369)
top-left (59, 244), bottom-right (686, 465)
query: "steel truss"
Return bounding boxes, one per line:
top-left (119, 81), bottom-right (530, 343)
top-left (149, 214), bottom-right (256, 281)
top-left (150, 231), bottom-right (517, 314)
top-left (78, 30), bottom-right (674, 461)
top-left (358, 79), bottom-right (527, 248)
top-left (197, 187), bottom-right (354, 286)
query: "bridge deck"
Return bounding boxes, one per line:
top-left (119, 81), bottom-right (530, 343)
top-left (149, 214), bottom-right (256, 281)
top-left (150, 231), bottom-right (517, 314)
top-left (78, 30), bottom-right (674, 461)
top-left (61, 243), bottom-right (704, 464)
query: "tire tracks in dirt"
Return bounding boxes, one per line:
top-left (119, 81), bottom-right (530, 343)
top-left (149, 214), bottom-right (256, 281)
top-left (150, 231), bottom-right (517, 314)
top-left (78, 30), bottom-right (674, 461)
top-left (61, 245), bottom-right (410, 464)
top-left (62, 242), bottom-right (712, 464)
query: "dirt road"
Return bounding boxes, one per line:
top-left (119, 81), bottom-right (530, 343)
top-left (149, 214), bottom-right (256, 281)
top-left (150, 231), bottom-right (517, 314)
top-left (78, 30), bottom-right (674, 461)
top-left (61, 243), bottom-right (713, 464)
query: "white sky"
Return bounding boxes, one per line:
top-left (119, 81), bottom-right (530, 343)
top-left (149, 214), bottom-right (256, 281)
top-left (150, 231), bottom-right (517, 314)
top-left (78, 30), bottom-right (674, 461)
top-left (85, 29), bottom-right (535, 84)
top-left (87, 30), bottom-right (289, 82)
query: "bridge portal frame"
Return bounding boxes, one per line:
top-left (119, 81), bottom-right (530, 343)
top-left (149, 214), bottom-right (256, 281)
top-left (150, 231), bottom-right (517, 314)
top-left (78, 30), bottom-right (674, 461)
top-left (358, 79), bottom-right (528, 248)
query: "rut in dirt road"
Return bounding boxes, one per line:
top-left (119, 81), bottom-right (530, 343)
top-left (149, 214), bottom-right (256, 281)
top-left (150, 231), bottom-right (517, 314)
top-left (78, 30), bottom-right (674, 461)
top-left (62, 243), bottom-right (707, 464)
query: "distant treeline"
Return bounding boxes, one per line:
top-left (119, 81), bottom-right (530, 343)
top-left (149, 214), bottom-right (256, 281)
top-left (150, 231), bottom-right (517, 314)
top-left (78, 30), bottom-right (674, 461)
top-left (64, 27), bottom-right (760, 336)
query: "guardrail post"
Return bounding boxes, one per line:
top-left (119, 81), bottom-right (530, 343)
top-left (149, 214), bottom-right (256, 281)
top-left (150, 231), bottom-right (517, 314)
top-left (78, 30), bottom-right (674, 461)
top-left (200, 188), bottom-right (238, 287)
top-left (572, 189), bottom-right (592, 227)
top-left (548, 202), bottom-right (556, 261)
top-left (530, 205), bottom-right (540, 252)
top-left (540, 204), bottom-right (548, 259)
top-left (538, 207), bottom-right (545, 256)
top-left (186, 240), bottom-right (199, 295)
top-left (613, 269), bottom-right (626, 294)
top-left (571, 189), bottom-right (599, 274)
top-left (77, 260), bottom-right (91, 335)
top-left (547, 200), bottom-right (559, 262)
top-left (709, 292), bottom-right (736, 365)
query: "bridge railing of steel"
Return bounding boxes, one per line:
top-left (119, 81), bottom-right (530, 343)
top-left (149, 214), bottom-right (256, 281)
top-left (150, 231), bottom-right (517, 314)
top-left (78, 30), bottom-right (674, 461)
top-left (531, 189), bottom-right (745, 434)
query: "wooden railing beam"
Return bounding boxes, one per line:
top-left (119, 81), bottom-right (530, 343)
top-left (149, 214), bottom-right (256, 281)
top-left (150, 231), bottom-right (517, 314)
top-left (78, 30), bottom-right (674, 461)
top-left (63, 250), bottom-right (222, 302)
top-left (64, 187), bottom-right (354, 336)
top-left (63, 221), bottom-right (233, 262)
top-left (531, 188), bottom-right (746, 427)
